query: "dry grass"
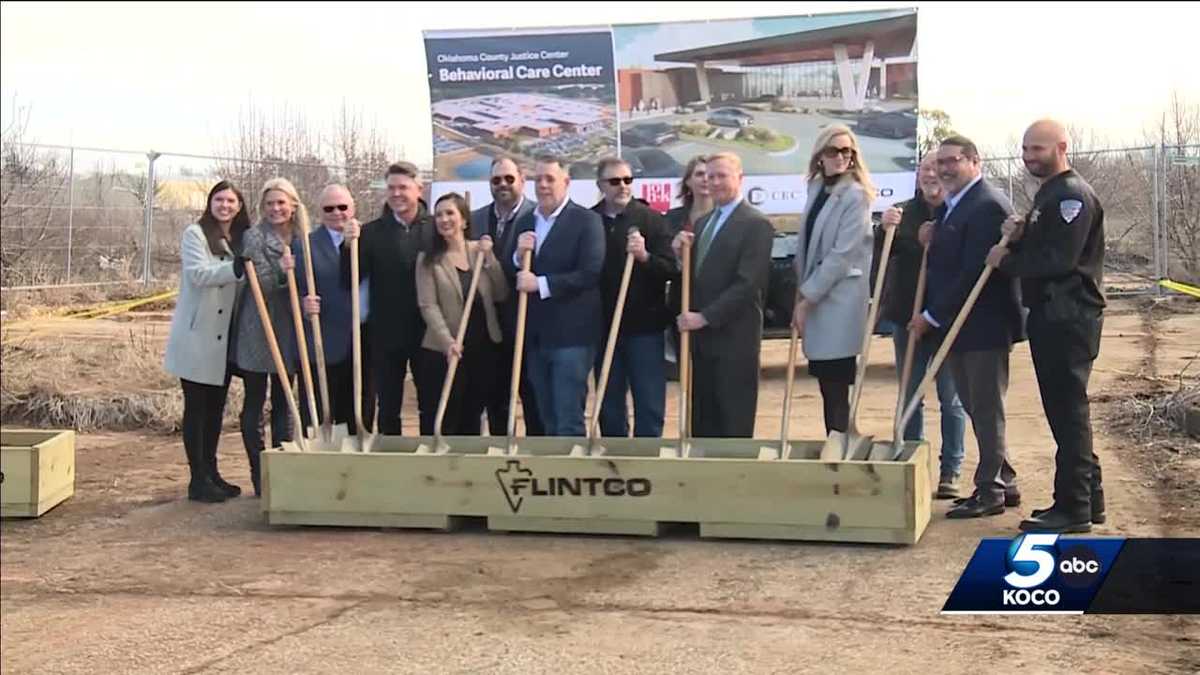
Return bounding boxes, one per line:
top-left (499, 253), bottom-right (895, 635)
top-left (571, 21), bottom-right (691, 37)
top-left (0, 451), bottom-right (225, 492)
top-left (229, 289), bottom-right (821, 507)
top-left (1, 322), bottom-right (243, 433)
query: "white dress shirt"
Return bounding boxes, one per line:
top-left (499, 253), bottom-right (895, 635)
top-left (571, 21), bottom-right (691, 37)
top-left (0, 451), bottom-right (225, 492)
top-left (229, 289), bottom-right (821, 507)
top-left (513, 198), bottom-right (569, 299)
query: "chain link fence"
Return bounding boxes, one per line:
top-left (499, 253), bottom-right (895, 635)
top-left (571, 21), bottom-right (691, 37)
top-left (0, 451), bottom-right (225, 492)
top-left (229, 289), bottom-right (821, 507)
top-left (3, 141), bottom-right (1196, 291)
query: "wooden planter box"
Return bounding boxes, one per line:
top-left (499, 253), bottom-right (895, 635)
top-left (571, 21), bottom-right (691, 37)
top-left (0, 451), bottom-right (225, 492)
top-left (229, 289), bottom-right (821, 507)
top-left (263, 437), bottom-right (932, 545)
top-left (1, 429), bottom-right (76, 518)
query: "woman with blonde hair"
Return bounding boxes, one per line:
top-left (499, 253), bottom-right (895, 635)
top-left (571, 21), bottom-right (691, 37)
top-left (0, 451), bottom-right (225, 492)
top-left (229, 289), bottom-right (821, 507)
top-left (791, 124), bottom-right (878, 434)
top-left (230, 177), bottom-right (308, 496)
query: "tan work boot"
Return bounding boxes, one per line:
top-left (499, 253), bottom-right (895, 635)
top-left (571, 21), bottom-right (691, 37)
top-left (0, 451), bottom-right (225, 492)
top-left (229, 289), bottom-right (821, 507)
top-left (936, 473), bottom-right (961, 500)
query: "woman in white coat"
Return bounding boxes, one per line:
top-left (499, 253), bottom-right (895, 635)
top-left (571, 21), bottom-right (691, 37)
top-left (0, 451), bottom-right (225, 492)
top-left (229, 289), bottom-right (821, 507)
top-left (164, 180), bottom-right (250, 503)
top-left (791, 124), bottom-right (877, 434)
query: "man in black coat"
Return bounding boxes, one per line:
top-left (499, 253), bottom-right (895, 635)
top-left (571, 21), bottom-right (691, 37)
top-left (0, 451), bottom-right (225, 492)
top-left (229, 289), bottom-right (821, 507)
top-left (470, 156), bottom-right (543, 436)
top-left (672, 152), bottom-right (774, 438)
top-left (989, 119), bottom-right (1108, 534)
top-left (591, 157), bottom-right (676, 437)
top-left (349, 161), bottom-right (434, 435)
top-left (909, 135), bottom-right (1024, 519)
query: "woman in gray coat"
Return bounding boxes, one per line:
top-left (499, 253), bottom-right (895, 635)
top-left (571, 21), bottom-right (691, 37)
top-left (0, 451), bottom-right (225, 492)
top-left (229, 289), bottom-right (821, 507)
top-left (792, 124), bottom-right (877, 433)
top-left (232, 177), bottom-right (307, 496)
top-left (164, 181), bottom-right (250, 503)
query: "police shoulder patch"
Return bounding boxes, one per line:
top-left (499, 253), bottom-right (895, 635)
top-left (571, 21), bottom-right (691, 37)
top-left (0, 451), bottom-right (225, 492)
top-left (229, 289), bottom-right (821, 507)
top-left (1060, 199), bottom-right (1083, 224)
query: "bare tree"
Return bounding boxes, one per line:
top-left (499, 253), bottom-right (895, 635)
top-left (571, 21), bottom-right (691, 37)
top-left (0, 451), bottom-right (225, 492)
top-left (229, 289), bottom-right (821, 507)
top-left (1154, 91), bottom-right (1200, 281)
top-left (1, 96), bottom-right (69, 285)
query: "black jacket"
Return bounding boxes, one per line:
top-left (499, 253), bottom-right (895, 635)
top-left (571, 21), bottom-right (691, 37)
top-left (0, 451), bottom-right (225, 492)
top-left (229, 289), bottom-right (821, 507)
top-left (349, 200), bottom-right (435, 354)
top-left (592, 198), bottom-right (676, 336)
top-left (881, 192), bottom-right (936, 325)
top-left (998, 169), bottom-right (1106, 315)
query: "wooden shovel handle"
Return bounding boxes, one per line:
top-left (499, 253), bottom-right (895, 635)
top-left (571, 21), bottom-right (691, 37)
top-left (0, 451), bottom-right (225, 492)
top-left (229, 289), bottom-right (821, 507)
top-left (894, 246), bottom-right (928, 437)
top-left (434, 248), bottom-right (486, 443)
top-left (848, 223), bottom-right (897, 427)
top-left (350, 236), bottom-right (369, 440)
top-left (286, 268), bottom-right (319, 437)
top-left (244, 259), bottom-right (307, 452)
top-left (898, 234), bottom-right (1011, 433)
top-left (679, 240), bottom-right (692, 450)
top-left (506, 249), bottom-right (533, 452)
top-left (589, 250), bottom-right (636, 443)
top-left (298, 228), bottom-right (332, 437)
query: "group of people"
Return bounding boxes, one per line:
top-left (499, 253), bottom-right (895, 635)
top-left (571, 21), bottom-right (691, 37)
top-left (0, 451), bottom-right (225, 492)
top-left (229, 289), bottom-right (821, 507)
top-left (164, 118), bottom-right (1106, 534)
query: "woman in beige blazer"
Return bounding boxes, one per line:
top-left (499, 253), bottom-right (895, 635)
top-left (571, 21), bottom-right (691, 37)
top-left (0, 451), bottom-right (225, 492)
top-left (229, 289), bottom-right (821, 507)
top-left (415, 192), bottom-right (508, 435)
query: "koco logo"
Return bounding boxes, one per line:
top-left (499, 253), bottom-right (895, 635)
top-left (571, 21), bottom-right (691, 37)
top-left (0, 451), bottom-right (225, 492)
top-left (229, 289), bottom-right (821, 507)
top-left (494, 460), bottom-right (652, 513)
top-left (1001, 534), bottom-right (1103, 606)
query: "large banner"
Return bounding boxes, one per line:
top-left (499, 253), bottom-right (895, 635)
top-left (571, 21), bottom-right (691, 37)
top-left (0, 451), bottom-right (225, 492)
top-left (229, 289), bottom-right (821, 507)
top-left (425, 9), bottom-right (918, 215)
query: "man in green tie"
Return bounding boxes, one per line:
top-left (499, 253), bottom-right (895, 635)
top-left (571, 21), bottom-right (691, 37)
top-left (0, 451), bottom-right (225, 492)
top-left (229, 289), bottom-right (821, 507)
top-left (671, 152), bottom-right (775, 437)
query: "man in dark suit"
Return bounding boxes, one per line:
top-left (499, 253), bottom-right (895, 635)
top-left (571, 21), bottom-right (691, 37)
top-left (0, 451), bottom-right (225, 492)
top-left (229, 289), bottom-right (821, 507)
top-left (294, 184), bottom-right (372, 435)
top-left (909, 135), bottom-right (1025, 519)
top-left (470, 157), bottom-right (542, 436)
top-left (505, 155), bottom-right (605, 436)
top-left (350, 162), bottom-right (434, 435)
top-left (672, 152), bottom-right (774, 438)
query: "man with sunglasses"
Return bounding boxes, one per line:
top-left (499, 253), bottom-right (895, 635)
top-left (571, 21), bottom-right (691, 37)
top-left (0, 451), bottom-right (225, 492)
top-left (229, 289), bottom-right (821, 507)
top-left (294, 184), bottom-right (373, 435)
top-left (908, 135), bottom-right (1024, 520)
top-left (505, 154), bottom-right (605, 437)
top-left (348, 161), bottom-right (435, 435)
top-left (590, 157), bottom-right (675, 438)
top-left (470, 157), bottom-right (543, 436)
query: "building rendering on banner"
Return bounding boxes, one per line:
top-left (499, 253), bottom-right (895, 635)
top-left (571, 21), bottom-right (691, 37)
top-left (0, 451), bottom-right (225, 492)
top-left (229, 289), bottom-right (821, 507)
top-left (433, 93), bottom-right (612, 142)
top-left (620, 10), bottom-right (917, 115)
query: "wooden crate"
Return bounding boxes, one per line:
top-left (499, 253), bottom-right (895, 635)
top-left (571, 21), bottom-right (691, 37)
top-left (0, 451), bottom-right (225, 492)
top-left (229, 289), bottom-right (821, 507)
top-left (263, 436), bottom-right (931, 545)
top-left (1, 429), bottom-right (76, 518)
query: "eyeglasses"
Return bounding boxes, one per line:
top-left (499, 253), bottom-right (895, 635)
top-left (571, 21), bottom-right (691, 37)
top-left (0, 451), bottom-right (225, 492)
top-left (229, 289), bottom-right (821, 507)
top-left (491, 175), bottom-right (517, 186)
top-left (605, 176), bottom-right (634, 186)
top-left (936, 155), bottom-right (968, 167)
top-left (322, 204), bottom-right (350, 213)
top-left (821, 146), bottom-right (854, 159)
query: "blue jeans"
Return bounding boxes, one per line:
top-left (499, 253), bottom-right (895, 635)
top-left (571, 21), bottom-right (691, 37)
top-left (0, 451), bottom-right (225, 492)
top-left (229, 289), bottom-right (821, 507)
top-left (893, 328), bottom-right (967, 476)
top-left (595, 332), bottom-right (666, 438)
top-left (527, 343), bottom-right (595, 436)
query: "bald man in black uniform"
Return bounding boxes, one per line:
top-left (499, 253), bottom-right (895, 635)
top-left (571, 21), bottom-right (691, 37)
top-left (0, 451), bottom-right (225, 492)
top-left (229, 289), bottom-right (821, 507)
top-left (986, 119), bottom-right (1106, 534)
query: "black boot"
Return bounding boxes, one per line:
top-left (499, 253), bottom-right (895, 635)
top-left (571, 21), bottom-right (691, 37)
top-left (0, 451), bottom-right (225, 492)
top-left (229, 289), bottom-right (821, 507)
top-left (186, 443), bottom-right (227, 503)
top-left (246, 445), bottom-right (263, 498)
top-left (1030, 486), bottom-right (1105, 524)
top-left (207, 437), bottom-right (241, 498)
top-left (1019, 508), bottom-right (1091, 534)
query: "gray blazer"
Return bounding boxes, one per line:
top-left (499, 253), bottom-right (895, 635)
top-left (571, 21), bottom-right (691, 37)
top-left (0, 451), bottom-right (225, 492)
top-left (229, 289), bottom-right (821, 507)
top-left (415, 241), bottom-right (508, 353)
top-left (793, 175), bottom-right (873, 361)
top-left (234, 222), bottom-right (296, 375)
top-left (163, 224), bottom-right (241, 385)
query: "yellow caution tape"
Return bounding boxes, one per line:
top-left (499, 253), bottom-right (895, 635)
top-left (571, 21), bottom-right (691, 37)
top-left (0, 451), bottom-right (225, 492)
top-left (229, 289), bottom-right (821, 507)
top-left (1159, 279), bottom-right (1200, 299)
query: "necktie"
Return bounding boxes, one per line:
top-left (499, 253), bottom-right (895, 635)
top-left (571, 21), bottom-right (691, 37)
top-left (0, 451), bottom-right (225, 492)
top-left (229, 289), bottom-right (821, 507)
top-left (695, 208), bottom-right (722, 272)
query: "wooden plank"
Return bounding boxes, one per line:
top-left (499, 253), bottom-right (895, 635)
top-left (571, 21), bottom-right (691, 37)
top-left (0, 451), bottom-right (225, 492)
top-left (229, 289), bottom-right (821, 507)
top-left (268, 511), bottom-right (458, 530)
top-left (1, 429), bottom-right (75, 518)
top-left (700, 521), bottom-right (919, 545)
top-left (1, 447), bottom-right (35, 509)
top-left (488, 515), bottom-right (661, 537)
top-left (264, 451), bottom-right (916, 530)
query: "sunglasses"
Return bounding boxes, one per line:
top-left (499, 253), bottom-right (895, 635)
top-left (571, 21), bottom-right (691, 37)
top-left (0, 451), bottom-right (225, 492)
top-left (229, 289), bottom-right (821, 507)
top-left (322, 204), bottom-right (350, 213)
top-left (491, 175), bottom-right (517, 186)
top-left (605, 176), bottom-right (634, 186)
top-left (821, 146), bottom-right (854, 159)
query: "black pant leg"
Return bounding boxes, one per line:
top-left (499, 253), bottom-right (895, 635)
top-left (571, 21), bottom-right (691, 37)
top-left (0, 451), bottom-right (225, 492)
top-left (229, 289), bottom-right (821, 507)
top-left (324, 360), bottom-right (356, 435)
top-left (1029, 310), bottom-right (1103, 520)
top-left (268, 373), bottom-right (293, 447)
top-left (487, 337), bottom-right (514, 435)
top-left (374, 348), bottom-right (407, 435)
top-left (180, 379), bottom-right (207, 486)
top-left (416, 348), bottom-right (447, 436)
top-left (240, 371), bottom-right (268, 457)
top-left (818, 378), bottom-right (850, 434)
top-left (361, 324), bottom-right (377, 432)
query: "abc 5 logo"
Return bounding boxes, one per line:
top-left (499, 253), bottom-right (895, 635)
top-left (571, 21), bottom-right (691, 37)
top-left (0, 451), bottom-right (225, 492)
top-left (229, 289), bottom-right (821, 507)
top-left (1001, 534), bottom-right (1102, 606)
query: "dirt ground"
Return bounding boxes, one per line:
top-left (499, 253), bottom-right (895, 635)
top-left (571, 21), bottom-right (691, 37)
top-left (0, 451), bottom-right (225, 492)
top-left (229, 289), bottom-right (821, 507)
top-left (2, 296), bottom-right (1198, 674)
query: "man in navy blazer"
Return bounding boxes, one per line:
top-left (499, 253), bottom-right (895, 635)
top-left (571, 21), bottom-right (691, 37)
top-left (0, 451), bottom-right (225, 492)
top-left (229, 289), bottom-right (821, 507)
top-left (293, 184), bottom-right (372, 436)
top-left (909, 135), bottom-right (1024, 519)
top-left (505, 155), bottom-right (605, 436)
top-left (471, 157), bottom-right (542, 436)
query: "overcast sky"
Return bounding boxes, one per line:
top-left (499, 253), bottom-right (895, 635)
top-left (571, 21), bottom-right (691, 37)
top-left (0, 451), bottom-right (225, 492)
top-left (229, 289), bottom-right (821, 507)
top-left (2, 1), bottom-right (1196, 166)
